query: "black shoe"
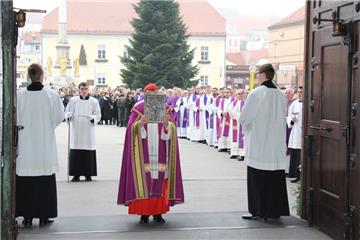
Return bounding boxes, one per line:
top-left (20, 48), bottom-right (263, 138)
top-left (85, 176), bottom-right (92, 182)
top-left (238, 156), bottom-right (245, 161)
top-left (71, 176), bottom-right (80, 182)
top-left (139, 215), bottom-right (149, 224)
top-left (218, 148), bottom-right (227, 152)
top-left (39, 218), bottom-right (54, 226)
top-left (153, 215), bottom-right (166, 223)
top-left (22, 218), bottom-right (33, 226)
top-left (291, 178), bottom-right (300, 183)
top-left (230, 155), bottom-right (238, 159)
top-left (242, 214), bottom-right (259, 220)
top-left (72, 176), bottom-right (80, 182)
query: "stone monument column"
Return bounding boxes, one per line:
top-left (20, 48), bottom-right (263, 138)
top-left (54, 0), bottom-right (71, 86)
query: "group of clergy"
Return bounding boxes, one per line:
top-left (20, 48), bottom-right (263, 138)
top-left (165, 84), bottom-right (302, 172)
top-left (165, 86), bottom-right (248, 161)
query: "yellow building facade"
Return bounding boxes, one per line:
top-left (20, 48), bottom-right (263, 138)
top-left (268, 6), bottom-right (305, 88)
top-left (17, 31), bottom-right (42, 87)
top-left (41, 34), bottom-right (226, 89)
top-left (41, 1), bottom-right (226, 89)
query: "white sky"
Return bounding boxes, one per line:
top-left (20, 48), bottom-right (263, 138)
top-left (208, 0), bottom-right (305, 17)
top-left (13, 0), bottom-right (305, 18)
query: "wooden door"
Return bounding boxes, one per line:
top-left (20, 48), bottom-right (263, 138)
top-left (350, 20), bottom-right (360, 240)
top-left (308, 26), bottom-right (350, 239)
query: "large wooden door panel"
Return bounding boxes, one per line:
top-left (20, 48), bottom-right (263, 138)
top-left (310, 27), bottom-right (349, 239)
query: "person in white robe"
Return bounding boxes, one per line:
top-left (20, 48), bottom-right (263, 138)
top-left (217, 88), bottom-right (232, 151)
top-left (284, 88), bottom-right (295, 174)
top-left (65, 82), bottom-right (101, 182)
top-left (229, 89), bottom-right (246, 159)
top-left (240, 63), bottom-right (289, 220)
top-left (286, 87), bottom-right (303, 183)
top-left (174, 90), bottom-right (189, 138)
top-left (16, 64), bottom-right (64, 226)
top-left (212, 88), bottom-right (224, 148)
top-left (186, 88), bottom-right (197, 140)
top-left (204, 87), bottom-right (216, 146)
top-left (191, 90), bottom-right (207, 142)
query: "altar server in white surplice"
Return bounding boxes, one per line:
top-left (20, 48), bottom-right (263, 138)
top-left (286, 86), bottom-right (303, 183)
top-left (16, 64), bottom-right (64, 226)
top-left (65, 82), bottom-right (101, 182)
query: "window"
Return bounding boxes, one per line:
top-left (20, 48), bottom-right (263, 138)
top-left (200, 46), bottom-right (209, 61)
top-left (199, 75), bottom-right (208, 86)
top-left (97, 73), bottom-right (106, 85)
top-left (35, 44), bottom-right (40, 51)
top-left (97, 44), bottom-right (106, 59)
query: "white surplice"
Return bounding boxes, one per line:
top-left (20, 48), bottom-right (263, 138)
top-left (217, 97), bottom-right (232, 150)
top-left (287, 99), bottom-right (303, 150)
top-left (16, 87), bottom-right (65, 176)
top-left (239, 86), bottom-right (287, 171)
top-left (65, 96), bottom-right (101, 150)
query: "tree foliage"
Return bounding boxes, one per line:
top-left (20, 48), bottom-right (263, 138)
top-left (121, 0), bottom-right (199, 89)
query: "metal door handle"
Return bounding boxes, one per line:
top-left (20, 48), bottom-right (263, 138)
top-left (310, 125), bottom-right (332, 132)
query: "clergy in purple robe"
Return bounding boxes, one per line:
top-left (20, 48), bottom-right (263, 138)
top-left (117, 83), bottom-right (184, 224)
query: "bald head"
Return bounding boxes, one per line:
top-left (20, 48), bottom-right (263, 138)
top-left (284, 88), bottom-right (295, 101)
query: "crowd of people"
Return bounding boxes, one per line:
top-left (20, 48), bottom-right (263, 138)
top-left (59, 87), bottom-right (138, 127)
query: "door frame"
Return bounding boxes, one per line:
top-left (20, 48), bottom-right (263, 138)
top-left (1, 0), bottom-right (18, 239)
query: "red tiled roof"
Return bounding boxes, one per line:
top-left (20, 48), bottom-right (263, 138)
top-left (269, 6), bottom-right (305, 28)
top-left (41, 0), bottom-right (225, 36)
top-left (226, 52), bottom-right (246, 65)
top-left (20, 31), bottom-right (41, 42)
top-left (226, 49), bottom-right (268, 66)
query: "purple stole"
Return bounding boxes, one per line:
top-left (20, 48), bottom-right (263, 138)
top-left (183, 108), bottom-right (188, 128)
top-left (176, 98), bottom-right (182, 128)
top-left (238, 100), bottom-right (245, 148)
top-left (191, 94), bottom-right (197, 127)
top-left (171, 96), bottom-right (180, 127)
top-left (195, 97), bottom-right (201, 128)
top-left (221, 98), bottom-right (231, 137)
top-left (232, 99), bottom-right (238, 142)
top-left (186, 95), bottom-right (191, 127)
top-left (209, 98), bottom-right (214, 129)
top-left (204, 95), bottom-right (209, 129)
top-left (215, 97), bottom-right (222, 139)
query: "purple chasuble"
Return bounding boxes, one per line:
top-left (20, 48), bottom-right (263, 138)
top-left (117, 101), bottom-right (184, 207)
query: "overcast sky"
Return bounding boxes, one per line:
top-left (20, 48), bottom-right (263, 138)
top-left (208, 0), bottom-right (304, 17)
top-left (13, 0), bottom-right (305, 18)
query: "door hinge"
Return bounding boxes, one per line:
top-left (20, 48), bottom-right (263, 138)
top-left (353, 52), bottom-right (359, 68)
top-left (310, 100), bottom-right (315, 112)
top-left (352, 103), bottom-right (357, 118)
top-left (350, 153), bottom-right (356, 168)
top-left (343, 206), bottom-right (356, 240)
top-left (344, 34), bottom-right (352, 46)
top-left (13, 125), bottom-right (23, 148)
top-left (343, 125), bottom-right (350, 145)
top-left (311, 57), bottom-right (321, 71)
